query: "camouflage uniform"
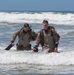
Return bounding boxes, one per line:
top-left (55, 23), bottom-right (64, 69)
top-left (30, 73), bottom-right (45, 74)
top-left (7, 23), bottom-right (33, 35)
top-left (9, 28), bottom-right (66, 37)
top-left (11, 28), bottom-right (37, 50)
top-left (34, 26), bottom-right (60, 52)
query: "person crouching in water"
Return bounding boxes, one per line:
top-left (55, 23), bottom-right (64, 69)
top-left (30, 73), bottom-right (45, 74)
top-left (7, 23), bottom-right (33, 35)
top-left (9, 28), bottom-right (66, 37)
top-left (11, 23), bottom-right (37, 50)
top-left (33, 20), bottom-right (60, 53)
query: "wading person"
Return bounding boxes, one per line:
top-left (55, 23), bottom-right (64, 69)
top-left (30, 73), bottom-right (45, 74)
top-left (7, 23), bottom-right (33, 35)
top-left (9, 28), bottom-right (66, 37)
top-left (33, 20), bottom-right (60, 53)
top-left (5, 23), bottom-right (37, 50)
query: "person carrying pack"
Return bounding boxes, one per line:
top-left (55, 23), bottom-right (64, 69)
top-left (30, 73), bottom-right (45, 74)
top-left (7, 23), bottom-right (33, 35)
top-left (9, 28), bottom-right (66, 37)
top-left (5, 23), bottom-right (37, 50)
top-left (33, 20), bottom-right (60, 53)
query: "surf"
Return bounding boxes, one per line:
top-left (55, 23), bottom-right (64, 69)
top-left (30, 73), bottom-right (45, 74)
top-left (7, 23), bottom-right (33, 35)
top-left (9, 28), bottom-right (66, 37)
top-left (0, 12), bottom-right (74, 25)
top-left (0, 48), bottom-right (74, 66)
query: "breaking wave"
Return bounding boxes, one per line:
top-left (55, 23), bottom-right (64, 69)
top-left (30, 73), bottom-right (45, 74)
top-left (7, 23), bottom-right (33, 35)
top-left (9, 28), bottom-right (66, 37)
top-left (0, 12), bottom-right (74, 25)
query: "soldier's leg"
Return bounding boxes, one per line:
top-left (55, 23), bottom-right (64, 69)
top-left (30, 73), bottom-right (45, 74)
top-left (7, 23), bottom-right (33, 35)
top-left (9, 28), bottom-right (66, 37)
top-left (48, 47), bottom-right (54, 53)
top-left (23, 44), bottom-right (32, 50)
top-left (16, 44), bottom-right (24, 50)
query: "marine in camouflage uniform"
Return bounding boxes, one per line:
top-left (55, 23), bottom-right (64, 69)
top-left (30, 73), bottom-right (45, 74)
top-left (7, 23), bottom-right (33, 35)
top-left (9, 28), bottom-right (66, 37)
top-left (11, 23), bottom-right (37, 50)
top-left (33, 20), bottom-right (60, 53)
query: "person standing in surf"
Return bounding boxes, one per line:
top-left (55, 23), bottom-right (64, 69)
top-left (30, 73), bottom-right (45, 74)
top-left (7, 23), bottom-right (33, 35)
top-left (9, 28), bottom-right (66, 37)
top-left (8, 23), bottom-right (37, 50)
top-left (33, 20), bottom-right (60, 53)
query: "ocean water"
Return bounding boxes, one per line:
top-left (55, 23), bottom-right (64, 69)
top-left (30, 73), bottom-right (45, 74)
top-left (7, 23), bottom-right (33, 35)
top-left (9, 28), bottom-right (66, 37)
top-left (0, 11), bottom-right (74, 75)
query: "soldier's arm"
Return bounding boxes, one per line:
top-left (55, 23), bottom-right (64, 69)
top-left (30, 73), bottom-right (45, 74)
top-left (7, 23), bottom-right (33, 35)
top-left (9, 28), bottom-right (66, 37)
top-left (31, 31), bottom-right (37, 41)
top-left (51, 28), bottom-right (60, 47)
top-left (5, 31), bottom-right (20, 50)
top-left (11, 30), bottom-right (20, 42)
top-left (33, 31), bottom-right (42, 52)
top-left (35, 31), bottom-right (42, 47)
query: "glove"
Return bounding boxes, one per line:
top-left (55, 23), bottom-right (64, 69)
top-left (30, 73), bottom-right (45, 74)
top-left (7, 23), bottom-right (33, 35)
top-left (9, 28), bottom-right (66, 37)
top-left (11, 41), bottom-right (14, 43)
top-left (33, 46), bottom-right (38, 52)
top-left (55, 43), bottom-right (58, 48)
top-left (11, 41), bottom-right (14, 46)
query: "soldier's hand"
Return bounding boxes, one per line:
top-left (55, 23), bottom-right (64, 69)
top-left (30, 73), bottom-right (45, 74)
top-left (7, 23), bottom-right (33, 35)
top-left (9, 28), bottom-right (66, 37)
top-left (54, 47), bottom-right (58, 52)
top-left (11, 41), bottom-right (15, 46)
top-left (32, 47), bottom-right (38, 52)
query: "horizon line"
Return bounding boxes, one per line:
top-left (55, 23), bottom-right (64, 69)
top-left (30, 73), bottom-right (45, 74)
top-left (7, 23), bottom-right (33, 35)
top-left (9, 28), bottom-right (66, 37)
top-left (0, 10), bottom-right (74, 12)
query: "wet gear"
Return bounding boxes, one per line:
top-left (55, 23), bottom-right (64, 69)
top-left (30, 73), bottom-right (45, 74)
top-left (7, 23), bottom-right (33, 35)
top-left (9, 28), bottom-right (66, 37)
top-left (11, 27), bottom-right (37, 50)
top-left (33, 46), bottom-right (38, 52)
top-left (5, 44), bottom-right (14, 50)
top-left (16, 44), bottom-right (31, 50)
top-left (34, 26), bottom-right (60, 52)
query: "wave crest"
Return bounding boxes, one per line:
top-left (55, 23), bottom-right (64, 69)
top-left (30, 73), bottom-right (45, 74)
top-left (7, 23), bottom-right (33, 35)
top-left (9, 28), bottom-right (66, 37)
top-left (0, 12), bottom-right (74, 25)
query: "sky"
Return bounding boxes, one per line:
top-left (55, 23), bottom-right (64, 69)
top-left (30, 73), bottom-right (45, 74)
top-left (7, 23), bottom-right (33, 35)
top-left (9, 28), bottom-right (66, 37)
top-left (0, 0), bottom-right (74, 11)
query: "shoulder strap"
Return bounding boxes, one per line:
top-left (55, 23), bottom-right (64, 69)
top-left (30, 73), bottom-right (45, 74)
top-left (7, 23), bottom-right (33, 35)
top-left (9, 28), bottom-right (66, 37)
top-left (40, 29), bottom-right (44, 42)
top-left (48, 26), bottom-right (55, 36)
top-left (16, 27), bottom-right (25, 38)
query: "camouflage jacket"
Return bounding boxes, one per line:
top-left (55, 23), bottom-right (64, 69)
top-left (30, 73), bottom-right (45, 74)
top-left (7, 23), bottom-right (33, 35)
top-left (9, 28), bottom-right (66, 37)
top-left (11, 28), bottom-right (37, 46)
top-left (35, 26), bottom-right (60, 48)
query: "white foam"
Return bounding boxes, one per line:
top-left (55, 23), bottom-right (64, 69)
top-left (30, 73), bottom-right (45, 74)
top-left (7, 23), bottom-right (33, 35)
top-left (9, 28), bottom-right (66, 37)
top-left (0, 12), bottom-right (74, 25)
top-left (0, 49), bottom-right (74, 66)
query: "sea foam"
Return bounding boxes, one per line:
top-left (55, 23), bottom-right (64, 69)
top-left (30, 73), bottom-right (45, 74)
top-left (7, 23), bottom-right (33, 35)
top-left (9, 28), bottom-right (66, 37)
top-left (0, 12), bottom-right (74, 25)
top-left (0, 48), bottom-right (74, 66)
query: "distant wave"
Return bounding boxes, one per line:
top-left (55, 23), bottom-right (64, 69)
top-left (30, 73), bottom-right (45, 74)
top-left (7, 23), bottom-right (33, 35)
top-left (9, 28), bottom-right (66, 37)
top-left (0, 12), bottom-right (74, 25)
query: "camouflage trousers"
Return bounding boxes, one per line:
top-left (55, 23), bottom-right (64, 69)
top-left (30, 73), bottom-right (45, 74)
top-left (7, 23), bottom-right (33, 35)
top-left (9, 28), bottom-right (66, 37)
top-left (16, 44), bottom-right (31, 50)
top-left (42, 45), bottom-right (55, 53)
